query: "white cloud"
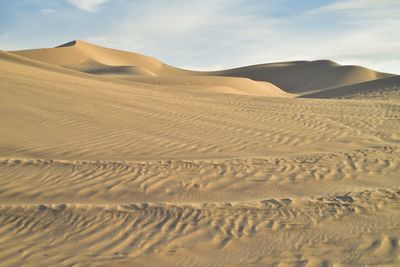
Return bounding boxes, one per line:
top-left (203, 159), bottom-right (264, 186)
top-left (306, 0), bottom-right (400, 14)
top-left (2, 0), bottom-right (399, 74)
top-left (300, 0), bottom-right (400, 74)
top-left (88, 0), bottom-right (281, 69)
top-left (71, 0), bottom-right (399, 74)
top-left (67, 0), bottom-right (109, 12)
top-left (40, 8), bottom-right (57, 15)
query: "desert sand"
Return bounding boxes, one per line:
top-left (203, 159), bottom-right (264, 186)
top-left (0, 40), bottom-right (399, 266)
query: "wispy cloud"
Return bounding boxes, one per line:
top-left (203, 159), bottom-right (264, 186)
top-left (301, 0), bottom-right (400, 73)
top-left (1, 0), bottom-right (399, 73)
top-left (88, 0), bottom-right (281, 69)
top-left (306, 0), bottom-right (400, 14)
top-left (73, 0), bottom-right (398, 73)
top-left (67, 0), bottom-right (109, 12)
top-left (40, 8), bottom-right (57, 15)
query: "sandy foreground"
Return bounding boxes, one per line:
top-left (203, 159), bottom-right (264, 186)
top-left (0, 41), bottom-right (400, 266)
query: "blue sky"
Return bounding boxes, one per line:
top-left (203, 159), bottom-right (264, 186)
top-left (0, 0), bottom-right (399, 73)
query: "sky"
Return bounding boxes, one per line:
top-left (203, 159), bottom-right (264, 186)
top-left (0, 0), bottom-right (399, 74)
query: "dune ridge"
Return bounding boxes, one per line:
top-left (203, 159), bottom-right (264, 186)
top-left (10, 40), bottom-right (293, 97)
top-left (10, 40), bottom-right (394, 97)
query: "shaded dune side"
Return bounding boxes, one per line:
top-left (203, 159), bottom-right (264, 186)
top-left (86, 65), bottom-right (158, 77)
top-left (301, 75), bottom-right (400, 100)
top-left (207, 60), bottom-right (393, 94)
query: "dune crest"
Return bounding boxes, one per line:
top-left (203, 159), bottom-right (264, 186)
top-left (10, 41), bottom-right (294, 97)
top-left (11, 40), bottom-right (394, 97)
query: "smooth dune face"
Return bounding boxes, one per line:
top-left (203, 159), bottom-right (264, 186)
top-left (1, 41), bottom-right (400, 267)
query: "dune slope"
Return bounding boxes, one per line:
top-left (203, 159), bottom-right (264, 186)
top-left (1, 42), bottom-right (400, 266)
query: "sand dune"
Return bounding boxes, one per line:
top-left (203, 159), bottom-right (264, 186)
top-left (11, 41), bottom-right (291, 97)
top-left (1, 41), bottom-right (400, 266)
top-left (11, 40), bottom-right (393, 96)
top-left (2, 50), bottom-right (399, 160)
top-left (12, 40), bottom-right (174, 75)
top-left (209, 60), bottom-right (393, 94)
top-left (302, 75), bottom-right (400, 100)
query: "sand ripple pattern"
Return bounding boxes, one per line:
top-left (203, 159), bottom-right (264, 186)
top-left (1, 49), bottom-right (400, 266)
top-left (0, 146), bottom-right (399, 204)
top-left (0, 189), bottom-right (399, 266)
top-left (2, 68), bottom-right (400, 160)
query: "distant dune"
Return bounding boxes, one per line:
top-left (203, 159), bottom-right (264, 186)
top-left (11, 40), bottom-right (394, 97)
top-left (301, 75), bottom-right (400, 99)
top-left (1, 40), bottom-right (400, 267)
top-left (208, 60), bottom-right (393, 94)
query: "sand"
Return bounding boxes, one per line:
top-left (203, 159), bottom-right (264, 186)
top-left (0, 41), bottom-right (400, 266)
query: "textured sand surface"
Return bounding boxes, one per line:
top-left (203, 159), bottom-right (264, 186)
top-left (1, 41), bottom-right (400, 266)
